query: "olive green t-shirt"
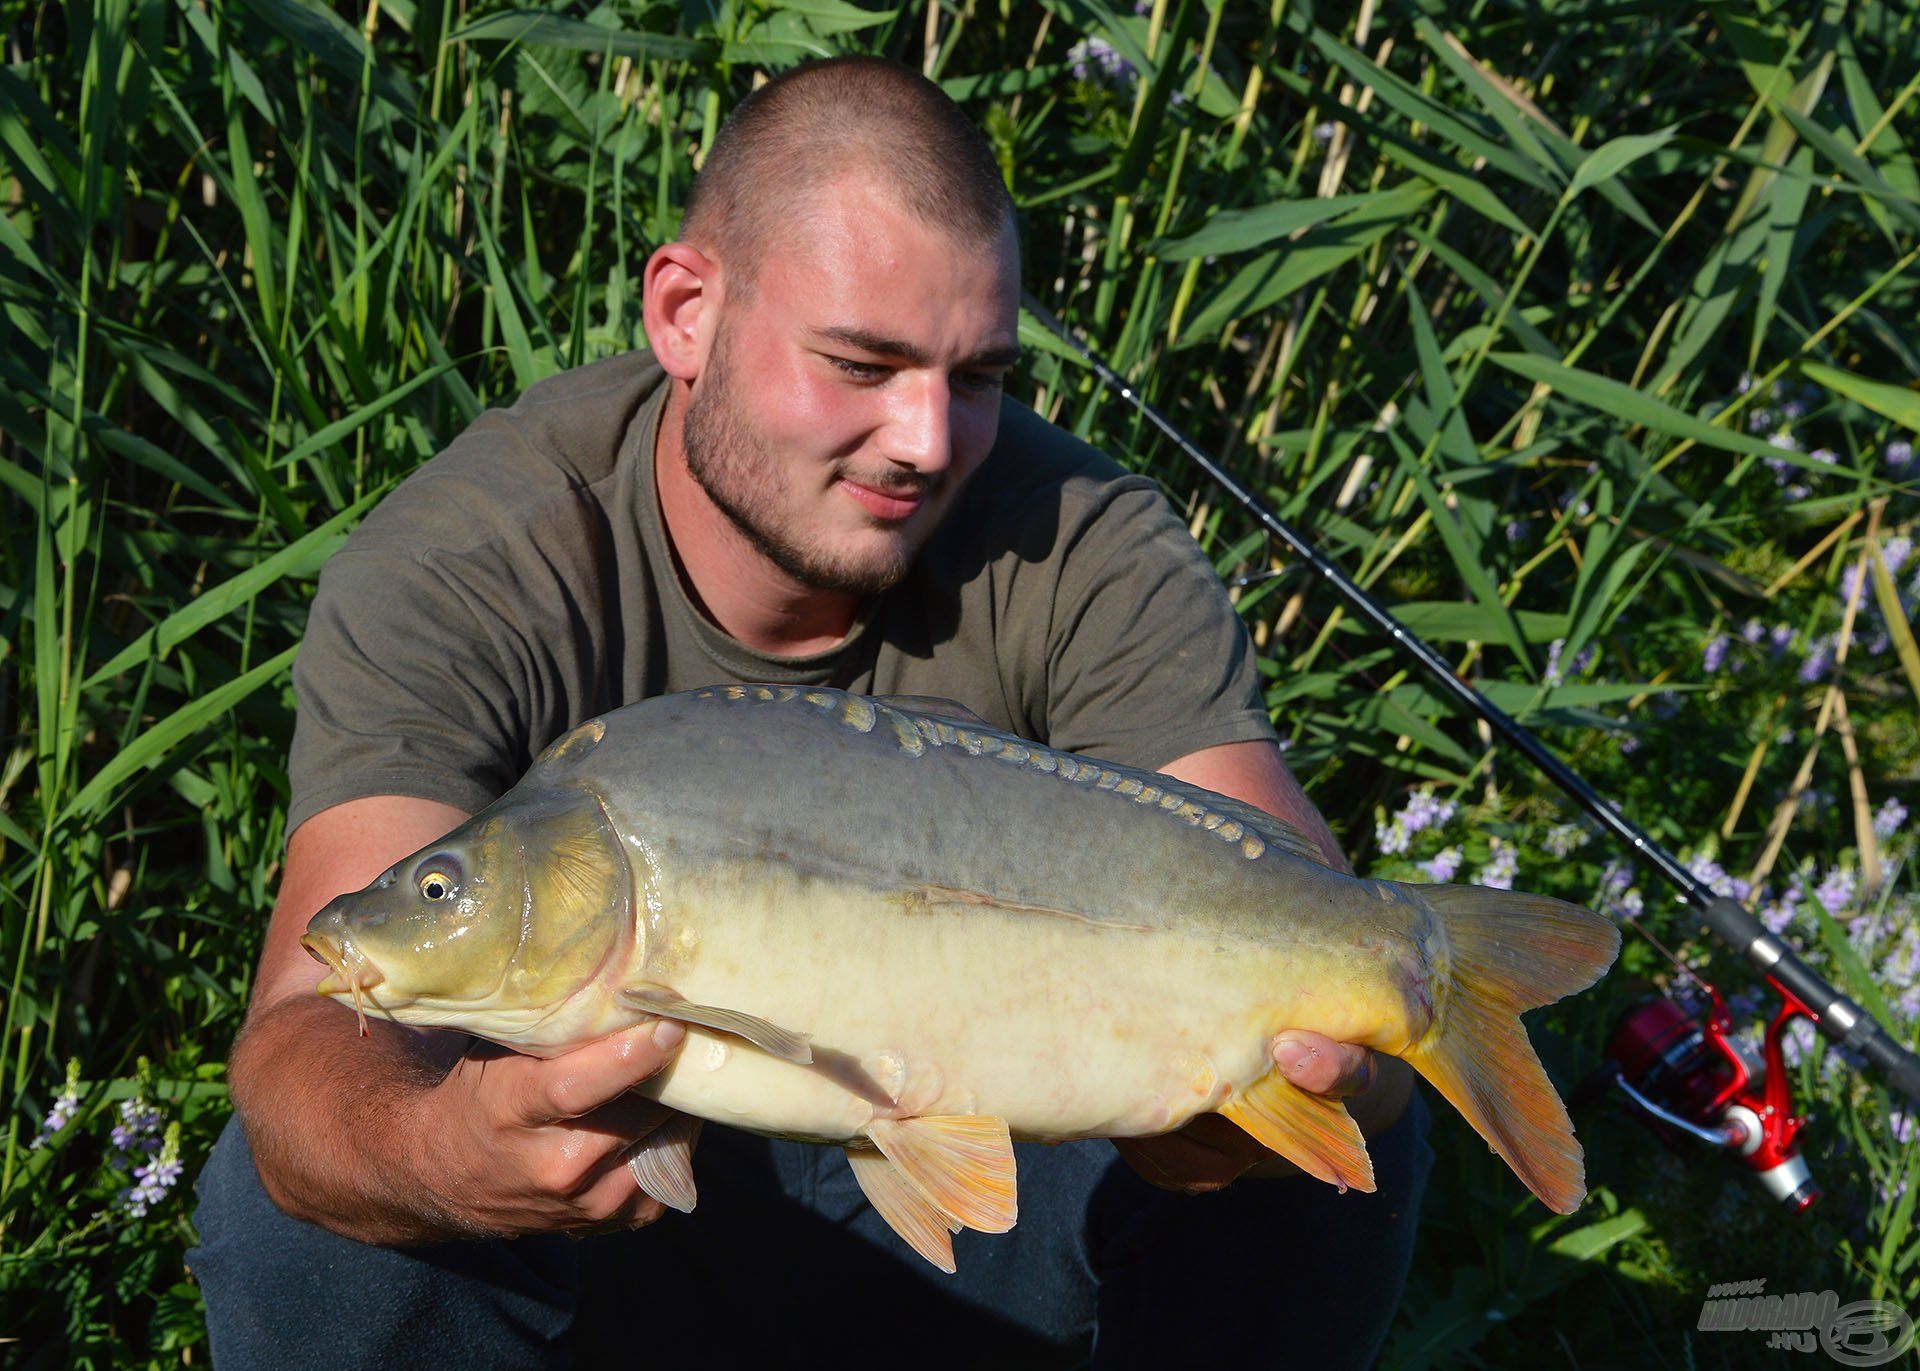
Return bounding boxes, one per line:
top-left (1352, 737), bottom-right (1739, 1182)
top-left (287, 350), bottom-right (1276, 833)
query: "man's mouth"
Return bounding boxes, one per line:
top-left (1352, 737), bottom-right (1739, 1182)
top-left (839, 477), bottom-right (929, 521)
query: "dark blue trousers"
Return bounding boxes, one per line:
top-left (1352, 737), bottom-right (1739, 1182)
top-left (191, 1090), bottom-right (1430, 1368)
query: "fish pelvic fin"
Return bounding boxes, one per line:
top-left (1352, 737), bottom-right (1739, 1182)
top-left (618, 988), bottom-right (813, 1065)
top-left (1219, 1072), bottom-right (1375, 1193)
top-left (625, 1112), bottom-right (702, 1215)
top-left (845, 1146), bottom-right (961, 1273)
top-left (865, 1115), bottom-right (1017, 1235)
top-left (1405, 884), bottom-right (1621, 1215)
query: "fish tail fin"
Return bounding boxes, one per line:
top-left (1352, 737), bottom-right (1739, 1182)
top-left (1402, 885), bottom-right (1620, 1214)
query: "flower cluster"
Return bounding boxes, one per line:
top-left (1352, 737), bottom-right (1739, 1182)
top-left (1375, 787), bottom-right (1456, 856)
top-left (1472, 837), bottom-right (1518, 890)
top-left (111, 1097), bottom-right (163, 1157)
top-left (1542, 638), bottom-right (1595, 687)
top-left (1597, 860), bottom-right (1644, 919)
top-left (1544, 822), bottom-right (1590, 859)
top-left (30, 1060), bottom-right (82, 1149)
top-left (1066, 37), bottom-right (1135, 88)
top-left (1419, 847), bottom-right (1463, 881)
top-left (120, 1125), bottom-right (183, 1220)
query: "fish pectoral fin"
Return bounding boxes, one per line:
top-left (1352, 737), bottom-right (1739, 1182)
top-left (865, 1115), bottom-right (1018, 1234)
top-left (1219, 1072), bottom-right (1376, 1194)
top-left (846, 1146), bottom-right (961, 1273)
top-left (625, 1112), bottom-right (702, 1214)
top-left (618, 988), bottom-right (813, 1065)
top-left (872, 694), bottom-right (991, 726)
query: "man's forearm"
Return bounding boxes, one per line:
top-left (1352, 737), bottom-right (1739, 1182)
top-left (230, 994), bottom-right (468, 1245)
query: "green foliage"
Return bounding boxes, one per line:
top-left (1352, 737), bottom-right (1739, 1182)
top-left (2, 0), bottom-right (1917, 1362)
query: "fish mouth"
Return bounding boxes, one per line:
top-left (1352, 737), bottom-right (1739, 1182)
top-left (301, 932), bottom-right (386, 1037)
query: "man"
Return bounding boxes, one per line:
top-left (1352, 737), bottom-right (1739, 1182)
top-left (193, 56), bottom-right (1430, 1367)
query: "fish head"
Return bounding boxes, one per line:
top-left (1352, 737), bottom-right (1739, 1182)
top-left (301, 787), bottom-right (635, 1045)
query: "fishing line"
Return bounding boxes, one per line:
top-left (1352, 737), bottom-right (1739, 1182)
top-left (1023, 295), bottom-right (1920, 1108)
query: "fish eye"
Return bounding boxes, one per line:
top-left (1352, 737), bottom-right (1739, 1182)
top-left (418, 871), bottom-right (454, 900)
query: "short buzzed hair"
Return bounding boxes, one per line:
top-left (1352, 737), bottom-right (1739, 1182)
top-left (680, 56), bottom-right (1015, 284)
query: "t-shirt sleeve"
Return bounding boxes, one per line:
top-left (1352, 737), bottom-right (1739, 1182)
top-left (286, 545), bottom-right (535, 835)
top-left (1040, 480), bottom-right (1277, 771)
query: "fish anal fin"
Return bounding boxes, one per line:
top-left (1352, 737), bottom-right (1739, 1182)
top-left (619, 988), bottom-right (813, 1065)
top-left (873, 695), bottom-right (991, 726)
top-left (1402, 886), bottom-right (1619, 1215)
top-left (846, 1147), bottom-right (960, 1273)
top-left (626, 1112), bottom-right (702, 1214)
top-left (866, 1115), bottom-right (1017, 1234)
top-left (1219, 1072), bottom-right (1375, 1194)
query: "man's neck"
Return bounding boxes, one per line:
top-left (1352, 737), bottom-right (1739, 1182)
top-left (653, 382), bottom-right (864, 657)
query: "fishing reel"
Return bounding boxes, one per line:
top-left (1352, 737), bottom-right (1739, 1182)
top-left (1582, 981), bottom-right (1820, 1211)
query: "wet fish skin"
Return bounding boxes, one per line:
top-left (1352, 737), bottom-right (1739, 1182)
top-left (303, 685), bottom-right (1618, 1271)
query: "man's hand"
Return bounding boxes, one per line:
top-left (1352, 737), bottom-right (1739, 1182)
top-left (1113, 1031), bottom-right (1406, 1194)
top-left (231, 795), bottom-right (692, 1245)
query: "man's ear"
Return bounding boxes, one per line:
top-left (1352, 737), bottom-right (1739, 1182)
top-left (643, 241), bottom-right (721, 381)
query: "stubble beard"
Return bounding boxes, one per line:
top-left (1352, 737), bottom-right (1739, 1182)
top-left (681, 327), bottom-right (934, 597)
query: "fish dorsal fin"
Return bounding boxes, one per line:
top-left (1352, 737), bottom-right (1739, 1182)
top-left (620, 988), bottom-right (813, 1065)
top-left (865, 1115), bottom-right (1017, 1233)
top-left (845, 1146), bottom-right (961, 1272)
top-left (625, 1112), bottom-right (702, 1214)
top-left (1218, 1071), bottom-right (1376, 1194)
top-left (872, 695), bottom-right (992, 726)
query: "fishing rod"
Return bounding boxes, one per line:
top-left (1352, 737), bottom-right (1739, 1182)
top-left (1023, 297), bottom-right (1920, 1144)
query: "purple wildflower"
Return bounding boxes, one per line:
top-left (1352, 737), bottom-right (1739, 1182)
top-left (1742, 619), bottom-right (1765, 644)
top-left (1544, 638), bottom-right (1567, 686)
top-left (1769, 431), bottom-right (1800, 452)
top-left (1808, 446), bottom-right (1836, 465)
top-left (31, 1088), bottom-right (79, 1150)
top-left (1887, 439), bottom-right (1914, 471)
top-left (1472, 838), bottom-right (1518, 890)
top-left (1814, 867), bottom-right (1857, 915)
top-left (1799, 636), bottom-right (1833, 683)
top-left (1783, 1017), bottom-right (1820, 1066)
top-left (1419, 847), bottom-right (1463, 882)
top-left (1891, 1111), bottom-right (1916, 1146)
top-left (1769, 624), bottom-right (1794, 655)
top-left (1748, 407), bottom-right (1775, 434)
top-left (1900, 983), bottom-right (1920, 1025)
top-left (1544, 823), bottom-right (1588, 858)
top-left (1883, 536), bottom-right (1912, 578)
top-left (1874, 797), bottom-right (1908, 841)
top-left (110, 1098), bottom-right (162, 1155)
top-left (120, 1155), bottom-right (183, 1220)
top-left (1703, 635), bottom-right (1729, 674)
top-left (1067, 37), bottom-right (1136, 87)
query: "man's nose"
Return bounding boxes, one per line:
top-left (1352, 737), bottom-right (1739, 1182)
top-left (881, 373), bottom-right (954, 476)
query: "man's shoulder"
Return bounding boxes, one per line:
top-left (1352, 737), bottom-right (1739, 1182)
top-left (933, 398), bottom-right (1164, 563)
top-left (347, 350), bottom-right (665, 564)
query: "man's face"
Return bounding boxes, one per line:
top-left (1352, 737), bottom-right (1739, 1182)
top-left (681, 174), bottom-right (1021, 595)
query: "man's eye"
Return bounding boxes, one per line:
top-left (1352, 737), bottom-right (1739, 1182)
top-left (955, 370), bottom-right (1006, 394)
top-left (829, 356), bottom-right (888, 381)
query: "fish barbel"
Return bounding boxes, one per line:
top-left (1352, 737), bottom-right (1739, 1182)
top-left (303, 685), bottom-right (1618, 1271)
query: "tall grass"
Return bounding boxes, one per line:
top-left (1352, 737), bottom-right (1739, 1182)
top-left (3, 0), bottom-right (1917, 1363)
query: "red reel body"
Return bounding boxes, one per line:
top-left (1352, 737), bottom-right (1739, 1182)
top-left (1601, 980), bottom-right (1819, 1211)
